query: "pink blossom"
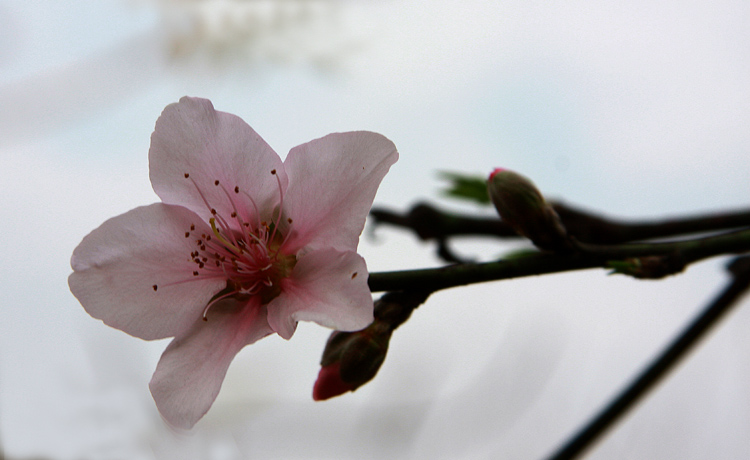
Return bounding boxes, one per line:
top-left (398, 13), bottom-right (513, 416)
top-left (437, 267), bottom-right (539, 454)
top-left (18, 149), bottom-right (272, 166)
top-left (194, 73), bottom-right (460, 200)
top-left (68, 97), bottom-right (398, 428)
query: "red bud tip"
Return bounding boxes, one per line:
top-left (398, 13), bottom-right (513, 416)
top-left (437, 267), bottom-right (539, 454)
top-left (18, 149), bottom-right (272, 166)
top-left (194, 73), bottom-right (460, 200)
top-left (313, 362), bottom-right (357, 401)
top-left (488, 168), bottom-right (506, 181)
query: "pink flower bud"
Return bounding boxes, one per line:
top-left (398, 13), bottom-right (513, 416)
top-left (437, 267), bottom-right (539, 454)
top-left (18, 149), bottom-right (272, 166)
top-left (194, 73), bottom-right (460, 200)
top-left (313, 362), bottom-right (357, 401)
top-left (312, 291), bottom-right (429, 401)
top-left (488, 168), bottom-right (569, 251)
top-left (312, 327), bottom-right (391, 401)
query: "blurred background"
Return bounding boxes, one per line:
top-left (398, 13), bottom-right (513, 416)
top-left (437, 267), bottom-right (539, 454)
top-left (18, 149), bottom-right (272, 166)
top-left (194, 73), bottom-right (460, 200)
top-left (1, 0), bottom-right (749, 458)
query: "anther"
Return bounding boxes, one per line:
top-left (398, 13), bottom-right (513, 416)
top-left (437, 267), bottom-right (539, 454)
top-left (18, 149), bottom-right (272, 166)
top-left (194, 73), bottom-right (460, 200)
top-left (271, 169), bottom-right (276, 175)
top-left (234, 186), bottom-right (239, 193)
top-left (193, 271), bottom-right (199, 276)
top-left (211, 208), bottom-right (217, 215)
top-left (152, 284), bottom-right (158, 291)
top-left (231, 212), bottom-right (237, 218)
top-left (184, 173), bottom-right (190, 178)
top-left (351, 272), bottom-right (358, 279)
top-left (190, 224), bottom-right (195, 231)
top-left (185, 232), bottom-right (190, 238)
top-left (214, 180), bottom-right (220, 186)
top-left (287, 218), bottom-right (293, 224)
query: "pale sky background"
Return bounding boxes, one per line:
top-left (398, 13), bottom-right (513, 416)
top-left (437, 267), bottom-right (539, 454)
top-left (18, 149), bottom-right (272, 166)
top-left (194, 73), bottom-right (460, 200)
top-left (1, 1), bottom-right (750, 459)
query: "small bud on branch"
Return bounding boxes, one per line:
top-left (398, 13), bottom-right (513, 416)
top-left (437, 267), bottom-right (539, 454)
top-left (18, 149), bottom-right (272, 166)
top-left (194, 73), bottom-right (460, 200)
top-left (313, 291), bottom-right (430, 400)
top-left (487, 168), bottom-right (570, 251)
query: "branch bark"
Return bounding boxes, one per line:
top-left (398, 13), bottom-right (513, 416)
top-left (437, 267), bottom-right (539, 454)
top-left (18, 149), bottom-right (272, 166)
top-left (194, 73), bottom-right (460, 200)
top-left (544, 256), bottom-right (750, 460)
top-left (368, 228), bottom-right (750, 293)
top-left (371, 202), bottom-right (750, 244)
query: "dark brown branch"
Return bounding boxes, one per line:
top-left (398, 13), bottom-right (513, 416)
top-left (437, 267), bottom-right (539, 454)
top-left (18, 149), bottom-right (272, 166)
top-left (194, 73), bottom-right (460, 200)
top-left (544, 256), bottom-right (750, 460)
top-left (368, 228), bottom-right (750, 293)
top-left (370, 201), bottom-right (750, 245)
top-left (554, 203), bottom-right (750, 244)
top-left (370, 202), bottom-right (515, 240)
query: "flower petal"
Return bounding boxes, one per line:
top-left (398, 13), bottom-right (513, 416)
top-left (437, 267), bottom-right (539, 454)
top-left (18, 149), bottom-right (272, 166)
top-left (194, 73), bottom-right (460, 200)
top-left (281, 132), bottom-right (398, 253)
top-left (149, 298), bottom-right (272, 429)
top-left (69, 203), bottom-right (225, 340)
top-left (149, 96), bottom-right (288, 226)
top-left (267, 249), bottom-right (373, 340)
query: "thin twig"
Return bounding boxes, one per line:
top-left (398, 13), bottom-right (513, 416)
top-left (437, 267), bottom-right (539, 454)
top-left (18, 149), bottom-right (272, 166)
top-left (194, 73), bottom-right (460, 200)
top-left (544, 256), bottom-right (750, 460)
top-left (371, 202), bottom-right (750, 245)
top-left (368, 228), bottom-right (750, 293)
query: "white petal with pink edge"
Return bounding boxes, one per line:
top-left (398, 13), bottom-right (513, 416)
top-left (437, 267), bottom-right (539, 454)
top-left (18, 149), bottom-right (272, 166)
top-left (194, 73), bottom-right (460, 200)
top-left (68, 203), bottom-right (226, 340)
top-left (267, 248), bottom-right (373, 340)
top-left (149, 298), bottom-right (273, 429)
top-left (281, 131), bottom-right (398, 254)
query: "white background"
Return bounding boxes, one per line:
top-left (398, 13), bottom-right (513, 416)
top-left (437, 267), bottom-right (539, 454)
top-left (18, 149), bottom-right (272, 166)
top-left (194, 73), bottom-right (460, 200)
top-left (1, 1), bottom-right (749, 458)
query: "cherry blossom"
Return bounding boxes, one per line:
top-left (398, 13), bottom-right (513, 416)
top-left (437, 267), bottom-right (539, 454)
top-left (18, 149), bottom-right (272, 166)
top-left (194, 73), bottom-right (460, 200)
top-left (69, 97), bottom-right (398, 428)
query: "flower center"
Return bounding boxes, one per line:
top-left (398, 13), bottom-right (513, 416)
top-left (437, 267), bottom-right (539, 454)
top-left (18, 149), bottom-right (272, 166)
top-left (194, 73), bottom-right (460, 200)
top-left (155, 169), bottom-right (296, 321)
top-left (199, 215), bottom-right (297, 306)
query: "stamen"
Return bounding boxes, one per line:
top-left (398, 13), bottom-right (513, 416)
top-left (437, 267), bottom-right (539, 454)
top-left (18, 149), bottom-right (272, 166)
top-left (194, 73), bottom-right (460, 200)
top-left (201, 289), bottom-right (239, 321)
top-left (276, 214), bottom-right (296, 252)
top-left (153, 284), bottom-right (158, 291)
top-left (240, 190), bottom-right (264, 234)
top-left (269, 169), bottom-right (286, 243)
top-left (187, 176), bottom-right (222, 221)
top-left (172, 170), bottom-right (295, 320)
top-left (209, 218), bottom-right (244, 254)
top-left (216, 182), bottom-right (248, 230)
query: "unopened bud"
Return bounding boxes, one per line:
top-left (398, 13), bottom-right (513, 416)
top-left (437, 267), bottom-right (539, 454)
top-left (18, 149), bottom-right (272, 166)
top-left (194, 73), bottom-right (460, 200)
top-left (488, 168), bottom-right (569, 251)
top-left (313, 291), bottom-right (430, 401)
top-left (312, 327), bottom-right (391, 401)
top-left (313, 362), bottom-right (356, 401)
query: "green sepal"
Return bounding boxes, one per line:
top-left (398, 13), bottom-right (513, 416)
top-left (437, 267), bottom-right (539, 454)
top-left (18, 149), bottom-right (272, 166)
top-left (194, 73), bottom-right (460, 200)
top-left (438, 171), bottom-right (491, 205)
